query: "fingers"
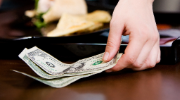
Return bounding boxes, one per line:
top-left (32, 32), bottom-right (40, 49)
top-left (157, 46), bottom-right (161, 64)
top-left (109, 32), bottom-right (160, 72)
top-left (132, 42), bottom-right (159, 71)
top-left (103, 19), bottom-right (124, 62)
top-left (108, 31), bottom-right (149, 71)
top-left (129, 31), bottom-right (159, 69)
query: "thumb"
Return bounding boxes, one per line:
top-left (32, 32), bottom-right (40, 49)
top-left (103, 21), bottom-right (124, 62)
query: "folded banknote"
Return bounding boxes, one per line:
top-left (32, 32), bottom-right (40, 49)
top-left (14, 46), bottom-right (122, 88)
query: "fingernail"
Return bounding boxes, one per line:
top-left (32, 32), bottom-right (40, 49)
top-left (103, 52), bottom-right (109, 61)
top-left (106, 69), bottom-right (112, 73)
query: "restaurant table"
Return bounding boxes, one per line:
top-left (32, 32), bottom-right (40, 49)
top-left (0, 59), bottom-right (180, 100)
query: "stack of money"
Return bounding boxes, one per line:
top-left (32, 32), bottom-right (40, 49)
top-left (14, 46), bottom-right (122, 88)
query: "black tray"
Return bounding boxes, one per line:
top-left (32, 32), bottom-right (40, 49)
top-left (0, 30), bottom-right (180, 65)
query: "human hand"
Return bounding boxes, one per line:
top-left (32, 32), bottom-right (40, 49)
top-left (103, 0), bottom-right (160, 72)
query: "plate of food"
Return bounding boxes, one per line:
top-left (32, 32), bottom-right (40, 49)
top-left (24, 0), bottom-right (112, 38)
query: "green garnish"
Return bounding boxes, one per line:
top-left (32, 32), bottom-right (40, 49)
top-left (34, 20), bottom-right (46, 28)
top-left (34, 13), bottom-right (46, 28)
top-left (34, 0), bottom-right (49, 29)
top-left (35, 0), bottom-right (39, 10)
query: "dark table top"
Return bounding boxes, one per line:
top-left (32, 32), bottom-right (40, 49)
top-left (0, 59), bottom-right (180, 100)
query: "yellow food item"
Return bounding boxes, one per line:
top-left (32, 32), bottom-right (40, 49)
top-left (46, 10), bottom-right (111, 37)
top-left (86, 10), bottom-right (111, 23)
top-left (47, 14), bottom-right (94, 37)
top-left (25, 10), bottom-right (36, 18)
top-left (83, 22), bottom-right (103, 32)
top-left (43, 0), bottom-right (87, 23)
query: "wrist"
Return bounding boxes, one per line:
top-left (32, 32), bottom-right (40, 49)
top-left (118, 0), bottom-right (153, 9)
top-left (119, 0), bottom-right (154, 4)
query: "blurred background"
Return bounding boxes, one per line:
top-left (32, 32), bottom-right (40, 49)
top-left (0, 0), bottom-right (180, 40)
top-left (1, 0), bottom-right (180, 13)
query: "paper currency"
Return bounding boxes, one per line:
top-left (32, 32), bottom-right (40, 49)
top-left (14, 46), bottom-right (122, 88)
top-left (13, 70), bottom-right (94, 88)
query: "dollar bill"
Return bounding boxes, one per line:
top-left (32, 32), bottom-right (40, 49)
top-left (25, 46), bottom-right (122, 75)
top-left (13, 70), bottom-right (95, 88)
top-left (25, 47), bottom-right (71, 75)
top-left (19, 48), bottom-right (122, 79)
top-left (19, 48), bottom-right (62, 79)
top-left (15, 46), bottom-right (123, 88)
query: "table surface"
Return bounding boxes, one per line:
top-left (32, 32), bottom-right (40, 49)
top-left (0, 59), bottom-right (180, 100)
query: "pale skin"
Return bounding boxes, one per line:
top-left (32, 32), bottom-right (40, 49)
top-left (103, 0), bottom-right (160, 72)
